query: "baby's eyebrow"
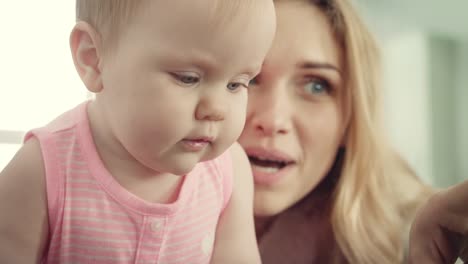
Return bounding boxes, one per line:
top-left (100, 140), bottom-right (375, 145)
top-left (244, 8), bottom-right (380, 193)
top-left (244, 65), bottom-right (263, 77)
top-left (190, 54), bottom-right (218, 72)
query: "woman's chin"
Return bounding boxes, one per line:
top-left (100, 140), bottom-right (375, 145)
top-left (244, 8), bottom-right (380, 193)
top-left (254, 193), bottom-right (292, 217)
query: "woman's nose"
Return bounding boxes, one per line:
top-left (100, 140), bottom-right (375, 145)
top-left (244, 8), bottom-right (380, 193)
top-left (247, 86), bottom-right (292, 137)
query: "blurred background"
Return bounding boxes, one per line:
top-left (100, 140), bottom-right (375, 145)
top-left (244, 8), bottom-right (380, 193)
top-left (0, 1), bottom-right (466, 188)
top-left (355, 0), bottom-right (468, 187)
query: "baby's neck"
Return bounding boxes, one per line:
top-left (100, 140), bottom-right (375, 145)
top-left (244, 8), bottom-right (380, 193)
top-left (110, 162), bottom-right (184, 204)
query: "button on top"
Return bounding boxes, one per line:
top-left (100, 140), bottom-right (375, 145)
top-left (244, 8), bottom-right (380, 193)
top-left (151, 219), bottom-right (163, 232)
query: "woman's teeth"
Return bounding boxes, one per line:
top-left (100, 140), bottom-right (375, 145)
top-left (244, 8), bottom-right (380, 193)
top-left (251, 164), bottom-right (281, 173)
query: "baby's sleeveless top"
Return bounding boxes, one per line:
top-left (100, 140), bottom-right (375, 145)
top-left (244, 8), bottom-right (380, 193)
top-left (25, 101), bottom-right (233, 264)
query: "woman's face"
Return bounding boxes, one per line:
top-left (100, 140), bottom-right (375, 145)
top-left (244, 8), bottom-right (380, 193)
top-left (238, 1), bottom-right (347, 217)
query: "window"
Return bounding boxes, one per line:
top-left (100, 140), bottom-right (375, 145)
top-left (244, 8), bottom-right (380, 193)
top-left (0, 2), bottom-right (87, 170)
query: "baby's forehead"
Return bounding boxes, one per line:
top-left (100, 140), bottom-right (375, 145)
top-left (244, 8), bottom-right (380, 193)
top-left (132, 0), bottom-right (270, 43)
top-left (150, 0), bottom-right (266, 24)
top-left (123, 0), bottom-right (275, 70)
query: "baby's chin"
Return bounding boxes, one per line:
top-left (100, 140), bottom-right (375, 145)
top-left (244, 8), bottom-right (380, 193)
top-left (198, 147), bottom-right (226, 163)
top-left (146, 160), bottom-right (198, 177)
top-left (165, 161), bottom-right (200, 176)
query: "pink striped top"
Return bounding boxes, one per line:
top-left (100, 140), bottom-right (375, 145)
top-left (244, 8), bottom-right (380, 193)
top-left (25, 102), bottom-right (233, 264)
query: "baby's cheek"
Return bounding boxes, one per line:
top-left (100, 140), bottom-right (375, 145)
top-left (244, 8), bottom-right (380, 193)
top-left (229, 118), bottom-right (246, 143)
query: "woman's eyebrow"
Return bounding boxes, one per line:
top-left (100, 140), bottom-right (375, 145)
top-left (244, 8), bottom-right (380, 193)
top-left (298, 61), bottom-right (342, 76)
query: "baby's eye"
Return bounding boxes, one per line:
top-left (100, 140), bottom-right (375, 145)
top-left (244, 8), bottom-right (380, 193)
top-left (171, 73), bottom-right (200, 84)
top-left (303, 78), bottom-right (331, 95)
top-left (227, 82), bottom-right (246, 92)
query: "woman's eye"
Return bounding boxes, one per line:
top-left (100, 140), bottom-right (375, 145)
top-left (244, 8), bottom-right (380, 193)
top-left (227, 82), bottom-right (246, 92)
top-left (248, 77), bottom-right (259, 86)
top-left (303, 78), bottom-right (331, 95)
top-left (172, 73), bottom-right (200, 84)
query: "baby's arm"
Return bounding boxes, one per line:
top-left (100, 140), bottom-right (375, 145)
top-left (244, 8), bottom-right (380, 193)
top-left (0, 138), bottom-right (49, 263)
top-left (210, 142), bottom-right (261, 264)
top-left (409, 180), bottom-right (468, 263)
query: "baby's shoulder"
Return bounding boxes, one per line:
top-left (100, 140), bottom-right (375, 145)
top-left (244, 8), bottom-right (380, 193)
top-left (0, 138), bottom-right (49, 262)
top-left (1, 137), bottom-right (45, 183)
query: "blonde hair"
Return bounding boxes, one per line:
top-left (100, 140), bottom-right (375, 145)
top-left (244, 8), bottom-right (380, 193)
top-left (75, 0), bottom-right (258, 50)
top-left (276, 0), bottom-right (433, 263)
top-left (76, 0), bottom-right (143, 48)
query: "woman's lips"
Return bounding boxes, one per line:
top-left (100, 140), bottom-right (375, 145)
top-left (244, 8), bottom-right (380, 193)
top-left (250, 162), bottom-right (295, 186)
top-left (244, 147), bottom-right (296, 185)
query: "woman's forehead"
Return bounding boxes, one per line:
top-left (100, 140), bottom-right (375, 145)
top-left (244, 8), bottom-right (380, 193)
top-left (267, 2), bottom-right (343, 73)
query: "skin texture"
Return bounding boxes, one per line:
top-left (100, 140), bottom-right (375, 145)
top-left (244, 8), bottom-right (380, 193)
top-left (409, 181), bottom-right (468, 263)
top-left (239, 2), bottom-right (347, 263)
top-left (87, 0), bottom-right (275, 180)
top-left (243, 1), bottom-right (433, 263)
top-left (239, 1), bottom-right (345, 220)
top-left (238, 1), bottom-right (347, 262)
top-left (0, 0), bottom-right (276, 262)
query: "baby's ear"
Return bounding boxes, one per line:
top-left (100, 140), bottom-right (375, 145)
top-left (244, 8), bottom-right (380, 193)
top-left (70, 21), bottom-right (103, 93)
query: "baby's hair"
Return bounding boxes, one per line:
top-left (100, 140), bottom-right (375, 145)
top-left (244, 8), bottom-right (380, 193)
top-left (76, 0), bottom-right (259, 50)
top-left (76, 0), bottom-right (143, 48)
top-left (208, 0), bottom-right (257, 28)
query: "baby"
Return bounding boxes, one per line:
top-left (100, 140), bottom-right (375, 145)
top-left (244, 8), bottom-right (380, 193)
top-left (0, 0), bottom-right (276, 263)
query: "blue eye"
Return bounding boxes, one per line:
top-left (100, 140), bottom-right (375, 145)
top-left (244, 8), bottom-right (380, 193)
top-left (171, 73), bottom-right (200, 84)
top-left (227, 82), bottom-right (246, 92)
top-left (179, 75), bottom-right (199, 84)
top-left (303, 78), bottom-right (330, 95)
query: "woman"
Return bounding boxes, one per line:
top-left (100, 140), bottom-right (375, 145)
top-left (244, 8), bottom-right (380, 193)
top-left (238, 0), bottom-right (433, 263)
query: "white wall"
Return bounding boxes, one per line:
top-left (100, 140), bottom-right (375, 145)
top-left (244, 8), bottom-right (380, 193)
top-left (456, 41), bottom-right (468, 182)
top-left (357, 1), bottom-right (468, 187)
top-left (0, 2), bottom-right (87, 170)
top-left (0, 1), bottom-right (85, 132)
top-left (429, 37), bottom-right (459, 187)
top-left (379, 33), bottom-right (464, 187)
top-left (380, 32), bottom-right (433, 184)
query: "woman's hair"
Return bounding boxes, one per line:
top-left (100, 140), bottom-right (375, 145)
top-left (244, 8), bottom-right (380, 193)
top-left (276, 0), bottom-right (433, 263)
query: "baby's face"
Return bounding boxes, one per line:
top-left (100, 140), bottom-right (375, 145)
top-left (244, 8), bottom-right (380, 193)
top-left (96, 0), bottom-right (276, 175)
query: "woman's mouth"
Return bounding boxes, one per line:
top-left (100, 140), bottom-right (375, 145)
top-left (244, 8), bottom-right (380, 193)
top-left (248, 155), bottom-right (292, 173)
top-left (245, 148), bottom-right (296, 185)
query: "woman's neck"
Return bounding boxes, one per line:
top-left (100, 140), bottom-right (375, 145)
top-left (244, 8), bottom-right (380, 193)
top-left (255, 193), bottom-right (340, 263)
top-left (255, 187), bottom-right (333, 240)
top-left (254, 154), bottom-right (345, 262)
top-left (255, 215), bottom-right (277, 241)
